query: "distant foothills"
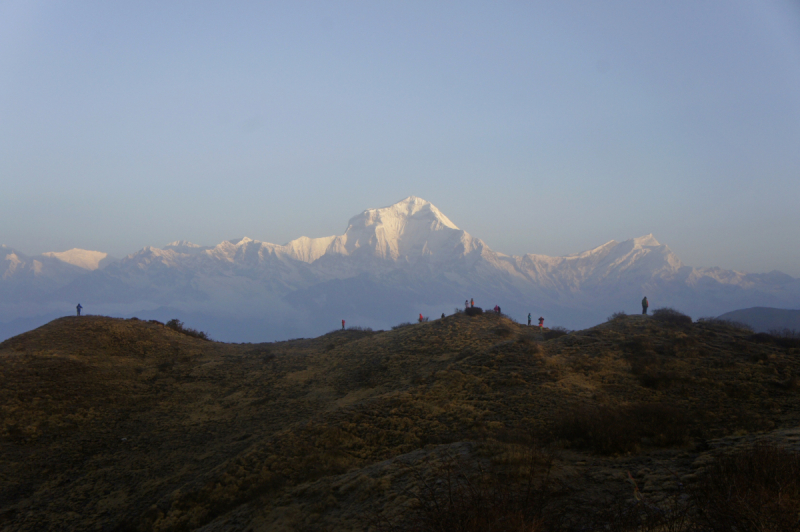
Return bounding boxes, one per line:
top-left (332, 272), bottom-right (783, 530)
top-left (2, 197), bottom-right (799, 342)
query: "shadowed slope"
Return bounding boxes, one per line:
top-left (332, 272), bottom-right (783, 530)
top-left (2, 313), bottom-right (800, 530)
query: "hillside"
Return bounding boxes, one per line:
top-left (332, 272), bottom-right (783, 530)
top-left (2, 312), bottom-right (800, 530)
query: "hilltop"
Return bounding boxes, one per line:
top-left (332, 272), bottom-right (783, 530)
top-left (2, 312), bottom-right (800, 530)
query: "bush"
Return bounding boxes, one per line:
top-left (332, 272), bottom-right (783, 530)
top-left (748, 329), bottom-right (800, 349)
top-left (387, 451), bottom-right (561, 532)
top-left (554, 402), bottom-right (692, 454)
top-left (651, 307), bottom-right (692, 326)
top-left (692, 443), bottom-right (800, 531)
top-left (465, 307), bottom-right (483, 316)
top-left (391, 322), bottom-right (414, 330)
top-left (768, 328), bottom-right (800, 348)
top-left (347, 326), bottom-right (374, 332)
top-left (165, 319), bottom-right (211, 341)
top-left (696, 317), bottom-right (753, 333)
top-left (607, 311), bottom-right (627, 322)
top-left (543, 326), bottom-right (570, 340)
top-left (493, 326), bottom-right (513, 337)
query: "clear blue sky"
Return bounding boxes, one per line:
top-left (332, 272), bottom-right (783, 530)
top-left (2, 1), bottom-right (799, 275)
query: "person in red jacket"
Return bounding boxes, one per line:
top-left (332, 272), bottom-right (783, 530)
top-left (342, 319), bottom-right (345, 330)
top-left (538, 317), bottom-right (544, 328)
top-left (419, 313), bottom-right (424, 323)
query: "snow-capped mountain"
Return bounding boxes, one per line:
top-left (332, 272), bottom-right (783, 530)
top-left (2, 197), bottom-right (798, 342)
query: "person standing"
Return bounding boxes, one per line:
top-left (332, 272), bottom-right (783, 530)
top-left (342, 319), bottom-right (345, 330)
top-left (76, 303), bottom-right (82, 316)
top-left (642, 297), bottom-right (649, 315)
top-left (528, 313), bottom-right (532, 326)
top-left (538, 317), bottom-right (544, 328)
top-left (470, 298), bottom-right (474, 308)
top-left (465, 299), bottom-right (469, 310)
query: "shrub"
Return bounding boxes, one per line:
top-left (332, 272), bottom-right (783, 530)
top-left (607, 311), bottom-right (627, 322)
top-left (748, 329), bottom-right (800, 349)
top-left (347, 326), bottom-right (374, 332)
top-left (554, 402), bottom-right (691, 454)
top-left (696, 317), bottom-right (753, 333)
top-left (651, 307), bottom-right (692, 326)
top-left (692, 443), bottom-right (800, 531)
top-left (465, 307), bottom-right (483, 316)
top-left (165, 319), bottom-right (211, 341)
top-left (391, 322), bottom-right (413, 330)
top-left (389, 450), bottom-right (561, 532)
top-left (748, 332), bottom-right (774, 344)
top-left (493, 326), bottom-right (513, 337)
top-left (352, 357), bottom-right (388, 387)
top-left (768, 328), bottom-right (800, 348)
top-left (543, 326), bottom-right (570, 340)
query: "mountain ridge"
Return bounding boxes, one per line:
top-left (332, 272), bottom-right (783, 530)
top-left (2, 197), bottom-right (799, 341)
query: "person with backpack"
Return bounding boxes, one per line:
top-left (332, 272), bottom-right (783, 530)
top-left (76, 303), bottom-right (82, 316)
top-left (538, 317), bottom-right (544, 328)
top-left (642, 297), bottom-right (649, 315)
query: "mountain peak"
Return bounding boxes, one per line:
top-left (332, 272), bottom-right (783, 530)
top-left (632, 234), bottom-right (661, 247)
top-left (358, 196), bottom-right (459, 230)
top-left (328, 197), bottom-right (468, 260)
top-left (166, 240), bottom-right (201, 249)
top-left (42, 249), bottom-right (109, 270)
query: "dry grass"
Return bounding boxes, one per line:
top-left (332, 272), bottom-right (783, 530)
top-left (2, 313), bottom-right (800, 531)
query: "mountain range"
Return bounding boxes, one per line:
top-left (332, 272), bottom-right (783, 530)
top-left (3, 196), bottom-right (799, 341)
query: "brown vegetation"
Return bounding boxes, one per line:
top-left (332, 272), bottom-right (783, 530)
top-left (2, 311), bottom-right (800, 530)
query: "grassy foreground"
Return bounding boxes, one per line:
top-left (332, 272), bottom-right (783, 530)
top-left (1, 312), bottom-right (800, 531)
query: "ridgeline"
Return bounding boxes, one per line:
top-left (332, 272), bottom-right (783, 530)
top-left (2, 312), bottom-right (800, 530)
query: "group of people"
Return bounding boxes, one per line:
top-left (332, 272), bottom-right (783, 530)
top-left (527, 313), bottom-right (545, 327)
top-left (341, 296), bottom-right (652, 333)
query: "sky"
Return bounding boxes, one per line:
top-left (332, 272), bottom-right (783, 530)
top-left (2, 1), bottom-right (800, 275)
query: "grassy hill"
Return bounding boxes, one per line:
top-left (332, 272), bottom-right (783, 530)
top-left (2, 312), bottom-right (800, 531)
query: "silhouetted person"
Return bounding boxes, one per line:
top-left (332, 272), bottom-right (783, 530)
top-left (76, 303), bottom-right (82, 316)
top-left (642, 297), bottom-right (649, 315)
top-left (528, 313), bottom-right (532, 326)
top-left (342, 319), bottom-right (345, 330)
top-left (465, 299), bottom-right (469, 310)
top-left (538, 317), bottom-right (544, 328)
top-left (441, 313), bottom-right (445, 319)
